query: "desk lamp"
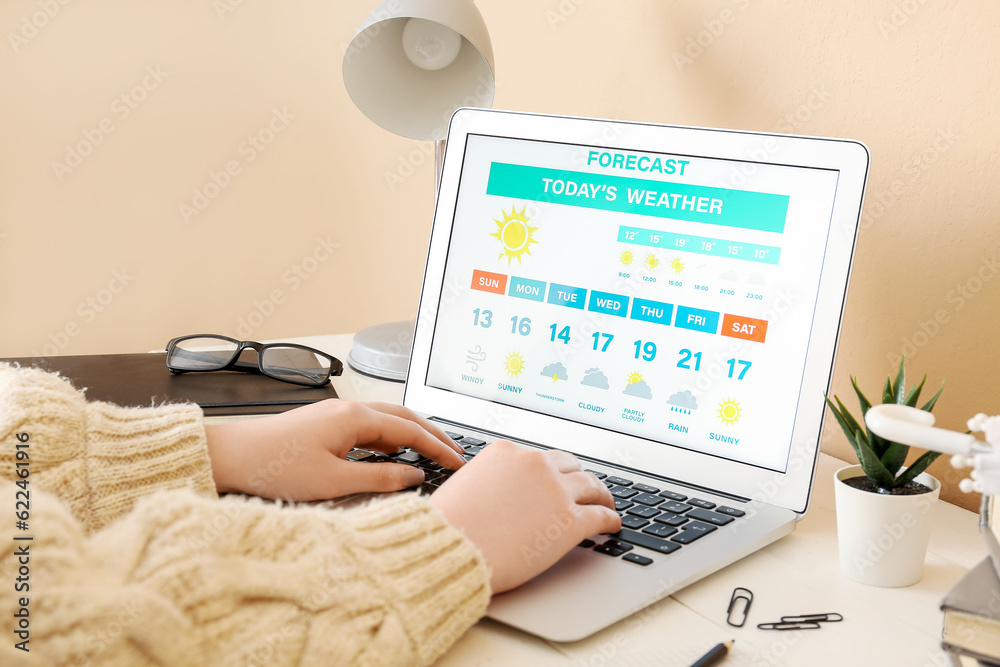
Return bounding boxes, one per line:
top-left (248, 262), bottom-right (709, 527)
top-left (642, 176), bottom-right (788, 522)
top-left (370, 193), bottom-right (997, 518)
top-left (342, 0), bottom-right (495, 381)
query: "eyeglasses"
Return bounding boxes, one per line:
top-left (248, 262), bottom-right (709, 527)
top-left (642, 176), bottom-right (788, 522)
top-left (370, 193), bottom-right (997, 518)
top-left (165, 334), bottom-right (343, 387)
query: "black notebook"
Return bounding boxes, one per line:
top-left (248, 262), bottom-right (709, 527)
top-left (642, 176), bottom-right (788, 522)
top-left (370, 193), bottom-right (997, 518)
top-left (2, 353), bottom-right (338, 416)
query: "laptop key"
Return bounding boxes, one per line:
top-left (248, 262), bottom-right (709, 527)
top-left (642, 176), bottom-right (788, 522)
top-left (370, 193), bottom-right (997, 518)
top-left (653, 512), bottom-right (688, 527)
top-left (632, 493), bottom-right (664, 507)
top-left (687, 498), bottom-right (717, 510)
top-left (614, 499), bottom-right (634, 511)
top-left (460, 437), bottom-right (486, 447)
top-left (716, 505), bottom-right (746, 517)
top-left (642, 523), bottom-right (678, 539)
top-left (611, 486), bottom-right (639, 499)
top-left (661, 501), bottom-right (693, 514)
top-left (632, 483), bottom-right (660, 494)
top-left (626, 505), bottom-right (660, 518)
top-left (347, 449), bottom-right (375, 461)
top-left (687, 508), bottom-right (734, 526)
top-left (614, 528), bottom-right (682, 555)
top-left (396, 451), bottom-right (422, 464)
top-left (658, 490), bottom-right (688, 502)
top-left (603, 539), bottom-right (633, 552)
top-left (444, 431), bottom-right (464, 440)
top-left (621, 515), bottom-right (650, 529)
top-left (623, 553), bottom-right (653, 566)
top-left (671, 521), bottom-right (717, 544)
top-left (464, 446), bottom-right (484, 457)
top-left (578, 539), bottom-right (596, 549)
top-left (606, 476), bottom-right (633, 486)
top-left (586, 470), bottom-right (608, 480)
top-left (593, 543), bottom-right (628, 557)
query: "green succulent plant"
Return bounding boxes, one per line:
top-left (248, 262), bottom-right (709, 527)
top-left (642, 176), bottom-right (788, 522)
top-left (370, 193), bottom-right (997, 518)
top-left (825, 358), bottom-right (944, 493)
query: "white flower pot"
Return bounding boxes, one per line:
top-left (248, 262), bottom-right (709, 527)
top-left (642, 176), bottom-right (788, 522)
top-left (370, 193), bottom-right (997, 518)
top-left (833, 464), bottom-right (940, 587)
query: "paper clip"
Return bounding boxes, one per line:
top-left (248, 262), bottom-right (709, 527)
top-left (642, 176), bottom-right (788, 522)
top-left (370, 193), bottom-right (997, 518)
top-left (726, 587), bottom-right (754, 627)
top-left (757, 621), bottom-right (822, 631)
top-left (781, 613), bottom-right (843, 624)
top-left (757, 612), bottom-right (844, 630)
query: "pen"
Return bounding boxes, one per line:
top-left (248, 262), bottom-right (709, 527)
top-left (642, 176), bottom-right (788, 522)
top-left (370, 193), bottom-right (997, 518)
top-left (689, 639), bottom-right (733, 667)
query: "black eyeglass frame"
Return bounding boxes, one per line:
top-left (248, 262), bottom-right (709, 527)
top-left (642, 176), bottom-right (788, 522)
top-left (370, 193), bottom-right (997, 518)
top-left (165, 334), bottom-right (343, 387)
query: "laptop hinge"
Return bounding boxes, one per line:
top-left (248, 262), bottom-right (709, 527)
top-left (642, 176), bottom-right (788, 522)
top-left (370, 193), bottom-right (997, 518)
top-left (430, 417), bottom-right (754, 504)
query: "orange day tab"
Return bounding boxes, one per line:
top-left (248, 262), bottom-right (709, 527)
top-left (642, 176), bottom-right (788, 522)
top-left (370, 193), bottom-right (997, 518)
top-left (471, 269), bottom-right (507, 294)
top-left (721, 313), bottom-right (768, 343)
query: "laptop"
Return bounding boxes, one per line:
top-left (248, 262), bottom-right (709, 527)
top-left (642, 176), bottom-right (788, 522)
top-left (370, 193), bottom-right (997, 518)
top-left (400, 108), bottom-right (869, 642)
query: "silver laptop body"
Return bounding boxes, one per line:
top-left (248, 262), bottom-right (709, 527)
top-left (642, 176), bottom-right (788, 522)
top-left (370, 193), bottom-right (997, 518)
top-left (403, 108), bottom-right (869, 642)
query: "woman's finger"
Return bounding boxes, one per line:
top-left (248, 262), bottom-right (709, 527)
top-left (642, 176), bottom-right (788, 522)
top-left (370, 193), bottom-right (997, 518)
top-left (565, 470), bottom-right (616, 509)
top-left (347, 404), bottom-right (466, 469)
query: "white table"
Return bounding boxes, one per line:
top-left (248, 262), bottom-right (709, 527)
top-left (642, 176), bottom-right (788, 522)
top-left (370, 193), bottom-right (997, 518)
top-left (297, 333), bottom-right (985, 666)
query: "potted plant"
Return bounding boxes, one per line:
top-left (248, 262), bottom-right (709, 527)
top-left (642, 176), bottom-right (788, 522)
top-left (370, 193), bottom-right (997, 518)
top-left (825, 358), bottom-right (944, 587)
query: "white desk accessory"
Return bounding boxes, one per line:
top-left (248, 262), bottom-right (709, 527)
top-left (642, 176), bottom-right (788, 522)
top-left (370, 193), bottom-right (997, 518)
top-left (866, 404), bottom-right (1000, 573)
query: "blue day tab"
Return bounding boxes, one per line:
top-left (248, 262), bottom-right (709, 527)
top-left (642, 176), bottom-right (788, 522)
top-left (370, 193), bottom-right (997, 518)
top-left (674, 305), bottom-right (720, 334)
top-left (588, 290), bottom-right (629, 318)
top-left (547, 283), bottom-right (587, 309)
top-left (508, 276), bottom-right (546, 302)
top-left (630, 298), bottom-right (673, 326)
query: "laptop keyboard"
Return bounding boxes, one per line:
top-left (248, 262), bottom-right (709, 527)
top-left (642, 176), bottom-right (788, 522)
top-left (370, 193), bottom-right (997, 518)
top-left (347, 429), bottom-right (747, 567)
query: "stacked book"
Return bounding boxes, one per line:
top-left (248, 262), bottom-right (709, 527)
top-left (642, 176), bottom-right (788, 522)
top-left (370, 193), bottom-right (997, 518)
top-left (942, 558), bottom-right (1000, 666)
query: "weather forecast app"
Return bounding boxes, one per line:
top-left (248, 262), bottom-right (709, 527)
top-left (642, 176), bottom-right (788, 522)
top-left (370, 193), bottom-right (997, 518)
top-left (425, 133), bottom-right (839, 472)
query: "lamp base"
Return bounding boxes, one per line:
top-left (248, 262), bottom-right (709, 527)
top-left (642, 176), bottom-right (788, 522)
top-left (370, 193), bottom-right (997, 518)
top-left (347, 320), bottom-right (414, 383)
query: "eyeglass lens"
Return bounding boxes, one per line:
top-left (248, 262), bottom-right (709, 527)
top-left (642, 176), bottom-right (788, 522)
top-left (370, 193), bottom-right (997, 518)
top-left (168, 336), bottom-right (239, 370)
top-left (261, 346), bottom-right (331, 384)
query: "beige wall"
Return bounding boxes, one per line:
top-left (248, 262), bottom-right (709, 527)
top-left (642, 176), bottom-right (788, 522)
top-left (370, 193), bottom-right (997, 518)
top-left (1, 1), bottom-right (996, 510)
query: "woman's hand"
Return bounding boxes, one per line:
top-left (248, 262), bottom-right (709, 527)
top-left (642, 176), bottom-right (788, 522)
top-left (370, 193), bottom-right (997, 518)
top-left (204, 400), bottom-right (466, 500)
top-left (430, 440), bottom-right (621, 594)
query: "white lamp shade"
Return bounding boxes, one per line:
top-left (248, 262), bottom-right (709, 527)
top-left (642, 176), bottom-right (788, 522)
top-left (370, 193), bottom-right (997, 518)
top-left (343, 0), bottom-right (495, 140)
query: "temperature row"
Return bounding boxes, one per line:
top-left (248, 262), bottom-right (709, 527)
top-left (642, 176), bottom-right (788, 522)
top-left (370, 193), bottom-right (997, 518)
top-left (618, 225), bottom-right (781, 265)
top-left (471, 309), bottom-right (754, 380)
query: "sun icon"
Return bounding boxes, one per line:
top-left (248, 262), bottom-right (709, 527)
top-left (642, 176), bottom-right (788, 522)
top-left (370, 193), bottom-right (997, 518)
top-left (644, 253), bottom-right (659, 271)
top-left (504, 352), bottom-right (526, 377)
top-left (491, 206), bottom-right (538, 265)
top-left (620, 250), bottom-right (634, 266)
top-left (718, 398), bottom-right (742, 425)
top-left (670, 257), bottom-right (685, 274)
top-left (626, 372), bottom-right (644, 385)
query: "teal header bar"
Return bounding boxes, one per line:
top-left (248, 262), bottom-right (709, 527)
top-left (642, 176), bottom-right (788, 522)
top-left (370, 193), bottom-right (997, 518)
top-left (486, 162), bottom-right (788, 234)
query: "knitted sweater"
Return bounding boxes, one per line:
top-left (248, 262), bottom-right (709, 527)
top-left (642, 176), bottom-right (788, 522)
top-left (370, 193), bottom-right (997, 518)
top-left (0, 364), bottom-right (491, 666)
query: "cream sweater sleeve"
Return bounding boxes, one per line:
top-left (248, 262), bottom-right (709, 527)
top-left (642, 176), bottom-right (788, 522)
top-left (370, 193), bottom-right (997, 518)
top-left (0, 363), bottom-right (217, 533)
top-left (0, 486), bottom-right (490, 665)
top-left (0, 364), bottom-right (491, 664)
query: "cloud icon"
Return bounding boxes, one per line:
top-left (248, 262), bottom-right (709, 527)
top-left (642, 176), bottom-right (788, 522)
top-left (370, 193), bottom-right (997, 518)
top-left (541, 362), bottom-right (568, 381)
top-left (667, 390), bottom-right (698, 409)
top-left (667, 390), bottom-right (698, 414)
top-left (624, 380), bottom-right (653, 400)
top-left (581, 367), bottom-right (609, 390)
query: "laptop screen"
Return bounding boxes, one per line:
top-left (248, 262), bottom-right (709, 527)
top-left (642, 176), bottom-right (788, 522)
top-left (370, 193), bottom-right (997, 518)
top-left (422, 131), bottom-right (841, 474)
